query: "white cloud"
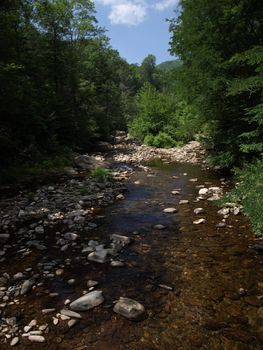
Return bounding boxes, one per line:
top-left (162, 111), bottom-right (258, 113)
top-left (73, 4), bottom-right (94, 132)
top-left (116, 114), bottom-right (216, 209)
top-left (96, 0), bottom-right (179, 26)
top-left (109, 2), bottom-right (147, 26)
top-left (154, 0), bottom-right (179, 11)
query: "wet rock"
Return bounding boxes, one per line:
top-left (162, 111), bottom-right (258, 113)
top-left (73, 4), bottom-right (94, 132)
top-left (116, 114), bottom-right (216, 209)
top-left (158, 284), bottom-right (173, 291)
top-left (233, 207), bottom-right (241, 215)
top-left (28, 335), bottom-right (45, 343)
top-left (42, 308), bottom-right (56, 314)
top-left (199, 188), bottom-right (209, 195)
top-left (10, 337), bottom-right (19, 346)
top-left (68, 319), bottom-right (78, 328)
top-left (163, 208), bottom-right (177, 214)
top-left (88, 250), bottom-right (108, 263)
top-left (20, 279), bottom-right (35, 295)
top-left (70, 290), bottom-right (104, 311)
top-left (113, 297), bottom-right (145, 320)
top-left (218, 208), bottom-right (230, 216)
top-left (110, 234), bottom-right (132, 245)
top-left (110, 260), bottom-right (125, 267)
top-left (35, 226), bottom-right (44, 234)
top-left (194, 208), bottom-right (205, 215)
top-left (153, 224), bottom-right (166, 230)
top-left (179, 200), bottom-right (189, 205)
top-left (67, 279), bottom-right (75, 285)
top-left (193, 218), bottom-right (206, 224)
top-left (171, 190), bottom-right (180, 195)
top-left (216, 222), bottom-right (226, 228)
top-left (64, 232), bottom-right (78, 241)
top-left (116, 194), bottom-right (125, 200)
top-left (87, 280), bottom-right (98, 288)
top-left (61, 309), bottom-right (82, 319)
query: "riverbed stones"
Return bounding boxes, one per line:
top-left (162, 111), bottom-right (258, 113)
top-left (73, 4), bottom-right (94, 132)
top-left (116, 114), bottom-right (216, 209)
top-left (110, 260), bottom-right (125, 267)
top-left (193, 218), bottom-right (206, 224)
top-left (110, 234), bottom-right (132, 245)
top-left (10, 337), bottom-right (19, 346)
top-left (20, 279), bottom-right (35, 295)
top-left (113, 297), bottom-right (145, 320)
top-left (87, 280), bottom-right (98, 288)
top-left (69, 290), bottom-right (104, 311)
top-left (179, 199), bottom-right (189, 205)
top-left (28, 335), bottom-right (45, 343)
top-left (163, 208), bottom-right (177, 214)
top-left (194, 208), bottom-right (205, 215)
top-left (153, 224), bottom-right (166, 230)
top-left (171, 190), bottom-right (180, 195)
top-left (199, 188), bottom-right (209, 195)
top-left (60, 309), bottom-right (82, 319)
top-left (88, 250), bottom-right (108, 263)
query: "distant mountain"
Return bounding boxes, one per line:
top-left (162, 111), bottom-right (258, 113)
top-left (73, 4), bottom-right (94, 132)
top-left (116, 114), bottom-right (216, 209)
top-left (157, 59), bottom-right (182, 71)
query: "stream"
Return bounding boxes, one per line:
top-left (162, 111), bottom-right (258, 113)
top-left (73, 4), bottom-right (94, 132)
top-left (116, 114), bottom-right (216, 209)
top-left (0, 159), bottom-right (263, 349)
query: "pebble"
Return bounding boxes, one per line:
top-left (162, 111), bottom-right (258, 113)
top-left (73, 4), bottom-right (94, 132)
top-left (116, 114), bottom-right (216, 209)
top-left (153, 224), bottom-right (166, 230)
top-left (163, 208), bottom-right (177, 214)
top-left (110, 260), bottom-right (125, 267)
top-left (87, 280), bottom-right (98, 288)
top-left (42, 308), bottom-right (56, 314)
top-left (70, 290), bottom-right (104, 311)
top-left (113, 297), bottom-right (145, 320)
top-left (61, 308), bottom-right (82, 319)
top-left (193, 218), bottom-right (206, 224)
top-left (67, 279), bottom-right (75, 285)
top-left (28, 335), bottom-right (45, 343)
top-left (10, 337), bottom-right (19, 346)
top-left (68, 319), bottom-right (78, 328)
top-left (179, 200), bottom-right (189, 205)
top-left (194, 208), bottom-right (205, 215)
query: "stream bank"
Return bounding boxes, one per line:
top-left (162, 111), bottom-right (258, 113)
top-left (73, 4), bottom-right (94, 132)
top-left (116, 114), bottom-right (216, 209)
top-left (0, 141), bottom-right (262, 349)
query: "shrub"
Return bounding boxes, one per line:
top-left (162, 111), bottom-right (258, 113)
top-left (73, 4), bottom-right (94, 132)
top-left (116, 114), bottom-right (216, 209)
top-left (223, 159), bottom-right (263, 236)
top-left (90, 167), bottom-right (113, 182)
top-left (144, 134), bottom-right (155, 146)
top-left (153, 132), bottom-right (176, 148)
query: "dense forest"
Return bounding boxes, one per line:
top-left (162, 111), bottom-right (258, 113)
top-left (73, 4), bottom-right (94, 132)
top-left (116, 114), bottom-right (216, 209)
top-left (0, 0), bottom-right (262, 234)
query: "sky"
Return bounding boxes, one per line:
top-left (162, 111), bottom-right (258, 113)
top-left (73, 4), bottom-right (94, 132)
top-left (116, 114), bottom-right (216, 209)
top-left (93, 0), bottom-right (180, 65)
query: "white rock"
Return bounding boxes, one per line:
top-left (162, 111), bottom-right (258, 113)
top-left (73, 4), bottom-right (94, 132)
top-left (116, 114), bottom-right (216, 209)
top-left (28, 335), bottom-right (45, 343)
top-left (198, 188), bottom-right (209, 195)
top-left (153, 224), bottom-right (166, 230)
top-left (88, 250), bottom-right (108, 263)
top-left (163, 208), bottom-right (177, 214)
top-left (70, 290), bottom-right (104, 311)
top-left (193, 218), bottom-right (206, 224)
top-left (194, 208), bottom-right (205, 215)
top-left (113, 297), bottom-right (145, 320)
top-left (10, 337), bottom-right (19, 346)
top-left (60, 309), bottom-right (82, 319)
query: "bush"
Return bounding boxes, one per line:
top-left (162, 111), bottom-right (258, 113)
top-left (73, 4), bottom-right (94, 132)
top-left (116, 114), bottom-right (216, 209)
top-left (152, 132), bottom-right (176, 148)
top-left (90, 167), bottom-right (113, 182)
top-left (144, 134), bottom-right (155, 146)
top-left (223, 159), bottom-right (263, 236)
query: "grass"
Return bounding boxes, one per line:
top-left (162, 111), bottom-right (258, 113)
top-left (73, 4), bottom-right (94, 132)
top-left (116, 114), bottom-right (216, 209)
top-left (90, 166), bottom-right (113, 182)
top-left (222, 158), bottom-right (263, 236)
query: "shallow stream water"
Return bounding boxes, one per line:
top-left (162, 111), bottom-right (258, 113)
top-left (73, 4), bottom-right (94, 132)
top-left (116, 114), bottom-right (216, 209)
top-left (1, 160), bottom-right (263, 349)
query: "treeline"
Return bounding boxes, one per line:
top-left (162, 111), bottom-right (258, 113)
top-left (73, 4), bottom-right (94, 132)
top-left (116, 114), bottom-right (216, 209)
top-left (0, 0), bottom-right (136, 171)
top-left (168, 0), bottom-right (263, 234)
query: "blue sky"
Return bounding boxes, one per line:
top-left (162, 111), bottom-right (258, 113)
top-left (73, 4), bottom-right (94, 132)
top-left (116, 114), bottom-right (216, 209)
top-left (94, 0), bottom-right (180, 65)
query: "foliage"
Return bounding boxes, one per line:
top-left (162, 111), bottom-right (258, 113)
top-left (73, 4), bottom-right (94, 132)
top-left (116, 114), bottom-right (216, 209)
top-left (169, 0), bottom-right (263, 167)
top-left (129, 82), bottom-right (200, 147)
top-left (223, 159), bottom-right (263, 236)
top-left (90, 167), bottom-right (113, 182)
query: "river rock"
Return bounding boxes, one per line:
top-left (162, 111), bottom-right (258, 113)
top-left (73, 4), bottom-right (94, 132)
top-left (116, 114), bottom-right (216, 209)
top-left (171, 190), bottom-right (180, 195)
top-left (199, 188), bottom-right (209, 195)
top-left (64, 232), bottom-right (78, 241)
top-left (193, 218), bottom-right (206, 224)
top-left (110, 260), bottom-right (125, 267)
top-left (60, 308), bottom-right (82, 319)
top-left (179, 200), bottom-right (189, 205)
top-left (10, 337), bottom-right (19, 346)
top-left (110, 234), bottom-right (132, 245)
top-left (70, 290), bottom-right (104, 311)
top-left (163, 208), bottom-right (177, 214)
top-left (20, 279), bottom-right (35, 295)
top-left (194, 208), bottom-right (205, 215)
top-left (153, 224), bottom-right (166, 230)
top-left (113, 297), bottom-right (145, 320)
top-left (88, 250), bottom-right (108, 263)
top-left (28, 335), bottom-right (45, 343)
top-left (87, 280), bottom-right (98, 287)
